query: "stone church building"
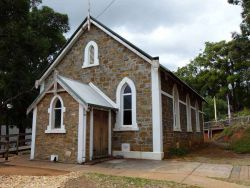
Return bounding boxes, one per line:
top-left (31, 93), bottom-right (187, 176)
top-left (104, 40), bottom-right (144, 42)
top-left (27, 16), bottom-right (205, 163)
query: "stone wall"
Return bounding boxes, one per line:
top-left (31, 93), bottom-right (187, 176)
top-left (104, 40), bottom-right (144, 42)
top-left (160, 70), bottom-right (204, 155)
top-left (43, 25), bottom-right (153, 152)
top-left (35, 92), bottom-right (79, 163)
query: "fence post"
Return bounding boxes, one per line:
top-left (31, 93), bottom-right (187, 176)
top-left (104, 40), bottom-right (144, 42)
top-left (16, 135), bottom-right (19, 155)
top-left (5, 137), bottom-right (9, 161)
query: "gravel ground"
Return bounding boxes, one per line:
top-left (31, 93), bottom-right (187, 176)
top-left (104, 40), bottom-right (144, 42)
top-left (0, 171), bottom-right (82, 188)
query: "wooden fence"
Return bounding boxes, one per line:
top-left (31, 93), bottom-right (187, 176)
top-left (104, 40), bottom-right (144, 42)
top-left (0, 133), bottom-right (31, 160)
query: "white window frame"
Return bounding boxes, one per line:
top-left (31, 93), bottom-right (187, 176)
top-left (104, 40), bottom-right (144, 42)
top-left (114, 77), bottom-right (138, 131)
top-left (195, 101), bottom-right (201, 132)
top-left (173, 85), bottom-right (181, 131)
top-left (186, 94), bottom-right (192, 132)
top-left (82, 41), bottom-right (99, 68)
top-left (45, 95), bottom-right (66, 134)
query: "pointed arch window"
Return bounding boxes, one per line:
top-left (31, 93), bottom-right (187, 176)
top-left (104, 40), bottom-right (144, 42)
top-left (122, 85), bottom-right (132, 125)
top-left (82, 41), bottom-right (99, 68)
top-left (114, 77), bottom-right (138, 131)
top-left (45, 95), bottom-right (66, 134)
top-left (173, 85), bottom-right (181, 131)
top-left (53, 98), bottom-right (62, 129)
top-left (186, 94), bottom-right (192, 132)
top-left (195, 101), bottom-right (201, 132)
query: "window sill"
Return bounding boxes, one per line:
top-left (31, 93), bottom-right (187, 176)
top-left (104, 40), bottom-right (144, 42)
top-left (187, 130), bottom-right (193, 133)
top-left (82, 63), bottom-right (99, 68)
top-left (113, 126), bottom-right (139, 132)
top-left (173, 128), bottom-right (182, 132)
top-left (45, 129), bottom-right (66, 134)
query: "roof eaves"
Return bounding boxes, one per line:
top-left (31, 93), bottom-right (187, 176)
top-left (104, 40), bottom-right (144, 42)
top-left (160, 64), bottom-right (206, 102)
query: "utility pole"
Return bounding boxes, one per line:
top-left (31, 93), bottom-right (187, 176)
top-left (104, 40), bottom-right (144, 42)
top-left (227, 94), bottom-right (231, 123)
top-left (214, 96), bottom-right (217, 122)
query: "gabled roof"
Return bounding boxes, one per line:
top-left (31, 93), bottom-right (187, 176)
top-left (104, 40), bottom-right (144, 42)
top-left (27, 75), bottom-right (117, 114)
top-left (36, 16), bottom-right (159, 87)
top-left (35, 16), bottom-right (205, 102)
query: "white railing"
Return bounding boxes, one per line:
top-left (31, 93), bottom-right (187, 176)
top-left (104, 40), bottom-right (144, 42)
top-left (204, 115), bottom-right (250, 130)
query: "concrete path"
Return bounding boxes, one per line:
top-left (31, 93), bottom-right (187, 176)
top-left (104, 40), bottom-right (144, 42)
top-left (4, 156), bottom-right (250, 188)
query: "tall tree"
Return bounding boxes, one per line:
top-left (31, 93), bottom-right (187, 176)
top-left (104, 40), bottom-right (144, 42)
top-left (0, 0), bottom-right (69, 129)
top-left (228, 0), bottom-right (250, 37)
top-left (176, 40), bottom-right (250, 113)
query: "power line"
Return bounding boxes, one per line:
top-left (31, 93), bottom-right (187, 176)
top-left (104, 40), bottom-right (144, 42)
top-left (96, 0), bottom-right (118, 19)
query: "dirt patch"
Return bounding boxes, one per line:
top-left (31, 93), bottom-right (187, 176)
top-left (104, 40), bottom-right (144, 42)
top-left (64, 173), bottom-right (198, 188)
top-left (64, 175), bottom-right (97, 188)
top-left (175, 142), bottom-right (250, 165)
top-left (188, 143), bottom-right (238, 158)
top-left (0, 164), bottom-right (69, 176)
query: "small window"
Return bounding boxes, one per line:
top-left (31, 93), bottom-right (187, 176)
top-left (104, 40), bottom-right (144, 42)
top-left (123, 85), bottom-right (132, 125)
top-left (186, 94), bottom-right (192, 132)
top-left (195, 101), bottom-right (200, 132)
top-left (88, 45), bottom-right (95, 65)
top-left (83, 41), bottom-right (99, 68)
top-left (173, 85), bottom-right (181, 131)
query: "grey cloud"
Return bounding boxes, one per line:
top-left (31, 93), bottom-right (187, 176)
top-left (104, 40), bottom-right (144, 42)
top-left (42, 0), bottom-right (242, 70)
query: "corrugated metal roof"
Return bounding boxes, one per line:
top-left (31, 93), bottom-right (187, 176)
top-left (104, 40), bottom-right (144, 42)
top-left (58, 76), bottom-right (115, 109)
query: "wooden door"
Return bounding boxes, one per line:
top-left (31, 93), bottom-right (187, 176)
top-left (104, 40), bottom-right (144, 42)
top-left (93, 109), bottom-right (109, 159)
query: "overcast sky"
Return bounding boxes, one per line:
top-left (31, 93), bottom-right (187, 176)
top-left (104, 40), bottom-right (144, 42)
top-left (42, 0), bottom-right (242, 71)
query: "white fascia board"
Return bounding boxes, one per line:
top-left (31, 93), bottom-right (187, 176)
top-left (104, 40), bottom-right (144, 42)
top-left (27, 81), bottom-right (55, 114)
top-left (90, 20), bottom-right (153, 64)
top-left (57, 79), bottom-right (88, 110)
top-left (37, 23), bottom-right (87, 85)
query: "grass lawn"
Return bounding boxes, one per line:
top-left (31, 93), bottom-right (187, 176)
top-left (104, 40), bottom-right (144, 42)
top-left (64, 173), bottom-right (199, 188)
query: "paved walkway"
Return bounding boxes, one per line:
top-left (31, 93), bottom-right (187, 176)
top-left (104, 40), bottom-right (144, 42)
top-left (3, 156), bottom-right (250, 188)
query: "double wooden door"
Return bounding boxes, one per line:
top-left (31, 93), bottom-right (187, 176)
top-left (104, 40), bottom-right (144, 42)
top-left (93, 109), bottom-right (109, 159)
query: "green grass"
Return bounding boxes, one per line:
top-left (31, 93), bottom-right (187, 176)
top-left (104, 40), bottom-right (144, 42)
top-left (84, 173), bottom-right (199, 188)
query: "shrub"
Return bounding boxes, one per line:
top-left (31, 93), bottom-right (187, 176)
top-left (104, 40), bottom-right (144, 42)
top-left (231, 127), bottom-right (250, 153)
top-left (168, 147), bottom-right (189, 157)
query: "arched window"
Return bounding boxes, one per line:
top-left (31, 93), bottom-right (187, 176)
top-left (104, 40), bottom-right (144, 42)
top-left (45, 95), bottom-right (66, 134)
top-left (115, 77), bottom-right (138, 131)
top-left (122, 85), bottom-right (132, 125)
top-left (53, 98), bottom-right (62, 129)
top-left (88, 45), bottom-right (95, 65)
top-left (82, 41), bottom-right (99, 68)
top-left (173, 85), bottom-right (181, 131)
top-left (186, 94), bottom-right (192, 132)
top-left (195, 101), bottom-right (200, 132)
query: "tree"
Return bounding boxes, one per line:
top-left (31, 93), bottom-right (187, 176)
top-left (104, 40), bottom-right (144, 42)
top-left (228, 0), bottom-right (250, 37)
top-left (0, 0), bottom-right (69, 130)
top-left (176, 40), bottom-right (249, 114)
